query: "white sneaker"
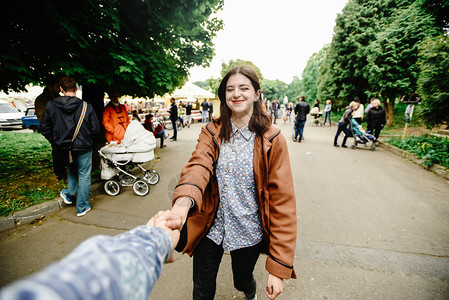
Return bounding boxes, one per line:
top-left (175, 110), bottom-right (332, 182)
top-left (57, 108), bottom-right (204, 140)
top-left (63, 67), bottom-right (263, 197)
top-left (77, 206), bottom-right (91, 217)
top-left (60, 189), bottom-right (72, 205)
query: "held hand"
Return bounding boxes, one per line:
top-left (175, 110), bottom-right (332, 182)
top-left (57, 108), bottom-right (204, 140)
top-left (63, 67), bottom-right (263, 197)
top-left (151, 210), bottom-right (184, 231)
top-left (265, 274), bottom-right (284, 300)
top-left (146, 216), bottom-right (180, 263)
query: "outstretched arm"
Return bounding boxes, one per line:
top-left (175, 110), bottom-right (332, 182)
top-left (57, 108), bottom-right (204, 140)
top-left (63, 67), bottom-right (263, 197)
top-left (0, 222), bottom-right (178, 300)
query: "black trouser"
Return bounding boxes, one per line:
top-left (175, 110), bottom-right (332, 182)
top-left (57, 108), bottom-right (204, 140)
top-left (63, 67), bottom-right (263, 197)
top-left (52, 146), bottom-right (68, 181)
top-left (193, 237), bottom-right (262, 300)
top-left (367, 124), bottom-right (382, 139)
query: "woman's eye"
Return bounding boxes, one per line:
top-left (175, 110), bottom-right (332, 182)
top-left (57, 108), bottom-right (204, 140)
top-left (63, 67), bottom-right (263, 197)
top-left (226, 88), bottom-right (234, 93)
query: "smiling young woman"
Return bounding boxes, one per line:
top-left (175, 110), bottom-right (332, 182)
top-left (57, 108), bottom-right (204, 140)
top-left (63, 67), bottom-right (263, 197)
top-left (153, 65), bottom-right (297, 300)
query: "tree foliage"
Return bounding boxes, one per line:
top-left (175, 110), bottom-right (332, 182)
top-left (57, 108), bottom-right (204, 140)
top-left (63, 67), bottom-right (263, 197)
top-left (0, 0), bottom-right (223, 98)
top-left (286, 76), bottom-right (302, 103)
top-left (300, 45), bottom-right (328, 104)
top-left (417, 35), bottom-right (449, 127)
top-left (260, 79), bottom-right (288, 102)
top-left (315, 0), bottom-right (441, 126)
top-left (220, 59), bottom-right (264, 80)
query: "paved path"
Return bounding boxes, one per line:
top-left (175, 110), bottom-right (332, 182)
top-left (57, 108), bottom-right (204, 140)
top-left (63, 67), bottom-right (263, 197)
top-left (0, 121), bottom-right (448, 299)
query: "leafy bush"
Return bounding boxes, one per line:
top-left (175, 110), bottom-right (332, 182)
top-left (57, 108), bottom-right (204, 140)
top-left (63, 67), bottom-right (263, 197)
top-left (386, 135), bottom-right (449, 169)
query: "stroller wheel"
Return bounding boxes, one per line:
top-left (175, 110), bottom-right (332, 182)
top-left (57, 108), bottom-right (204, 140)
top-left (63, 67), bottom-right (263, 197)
top-left (144, 170), bottom-right (160, 185)
top-left (133, 179), bottom-right (150, 196)
top-left (371, 145), bottom-right (376, 151)
top-left (351, 144), bottom-right (356, 149)
top-left (104, 180), bottom-right (121, 196)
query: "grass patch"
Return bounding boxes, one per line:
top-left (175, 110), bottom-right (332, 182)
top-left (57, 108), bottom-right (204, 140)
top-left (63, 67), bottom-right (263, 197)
top-left (386, 135), bottom-right (449, 169)
top-left (0, 131), bottom-right (64, 216)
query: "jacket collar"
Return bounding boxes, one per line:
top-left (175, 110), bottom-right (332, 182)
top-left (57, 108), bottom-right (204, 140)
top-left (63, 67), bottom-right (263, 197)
top-left (206, 121), bottom-right (280, 148)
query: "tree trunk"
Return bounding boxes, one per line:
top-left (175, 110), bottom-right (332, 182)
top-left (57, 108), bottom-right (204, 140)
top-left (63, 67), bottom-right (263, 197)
top-left (82, 84), bottom-right (106, 171)
top-left (386, 95), bottom-right (395, 127)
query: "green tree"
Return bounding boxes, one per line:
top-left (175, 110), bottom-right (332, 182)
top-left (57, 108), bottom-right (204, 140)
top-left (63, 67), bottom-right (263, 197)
top-left (193, 81), bottom-right (211, 91)
top-left (286, 76), bottom-right (302, 103)
top-left (220, 59), bottom-right (264, 80)
top-left (317, 0), bottom-right (380, 104)
top-left (417, 35), bottom-right (449, 127)
top-left (301, 45), bottom-right (328, 104)
top-left (365, 1), bottom-right (438, 125)
top-left (0, 0), bottom-right (223, 105)
top-left (260, 79), bottom-right (288, 102)
top-left (317, 0), bottom-right (440, 125)
top-left (206, 78), bottom-right (221, 95)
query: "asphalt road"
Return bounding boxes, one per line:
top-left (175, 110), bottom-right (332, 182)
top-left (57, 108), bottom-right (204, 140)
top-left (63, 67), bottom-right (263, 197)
top-left (0, 120), bottom-right (448, 299)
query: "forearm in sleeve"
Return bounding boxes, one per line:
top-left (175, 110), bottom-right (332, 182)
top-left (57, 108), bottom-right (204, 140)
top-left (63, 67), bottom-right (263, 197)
top-left (0, 226), bottom-right (172, 300)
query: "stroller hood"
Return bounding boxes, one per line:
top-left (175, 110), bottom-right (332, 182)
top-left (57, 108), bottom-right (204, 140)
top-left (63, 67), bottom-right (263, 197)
top-left (121, 120), bottom-right (156, 152)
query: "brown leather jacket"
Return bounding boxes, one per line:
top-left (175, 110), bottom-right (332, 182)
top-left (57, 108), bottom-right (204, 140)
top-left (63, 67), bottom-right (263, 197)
top-left (172, 121), bottom-right (297, 279)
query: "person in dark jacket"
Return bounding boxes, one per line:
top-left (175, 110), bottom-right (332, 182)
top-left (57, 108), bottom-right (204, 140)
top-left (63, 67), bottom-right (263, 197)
top-left (293, 95), bottom-right (310, 142)
top-left (41, 76), bottom-right (100, 217)
top-left (365, 98), bottom-right (386, 139)
top-left (35, 75), bottom-right (60, 122)
top-left (208, 99), bottom-right (214, 122)
top-left (334, 101), bottom-right (359, 147)
top-left (169, 97), bottom-right (178, 141)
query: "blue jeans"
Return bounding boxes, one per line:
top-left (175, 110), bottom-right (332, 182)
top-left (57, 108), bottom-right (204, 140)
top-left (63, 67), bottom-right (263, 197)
top-left (67, 150), bottom-right (92, 214)
top-left (334, 122), bottom-right (350, 146)
top-left (323, 111), bottom-right (331, 125)
top-left (294, 120), bottom-right (306, 141)
top-left (202, 110), bottom-right (208, 123)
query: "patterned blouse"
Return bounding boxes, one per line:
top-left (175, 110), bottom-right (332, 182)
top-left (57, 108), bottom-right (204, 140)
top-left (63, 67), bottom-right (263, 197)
top-left (207, 123), bottom-right (263, 251)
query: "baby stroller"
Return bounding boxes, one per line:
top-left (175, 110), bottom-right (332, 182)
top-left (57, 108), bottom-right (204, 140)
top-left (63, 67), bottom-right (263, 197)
top-left (99, 120), bottom-right (160, 196)
top-left (349, 118), bottom-right (376, 151)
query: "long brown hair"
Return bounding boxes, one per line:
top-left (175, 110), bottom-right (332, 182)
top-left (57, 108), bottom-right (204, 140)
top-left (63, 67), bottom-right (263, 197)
top-left (216, 66), bottom-right (271, 142)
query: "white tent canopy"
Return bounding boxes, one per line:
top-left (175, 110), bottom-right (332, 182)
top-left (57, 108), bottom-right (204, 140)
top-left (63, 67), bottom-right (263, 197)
top-left (170, 82), bottom-right (215, 99)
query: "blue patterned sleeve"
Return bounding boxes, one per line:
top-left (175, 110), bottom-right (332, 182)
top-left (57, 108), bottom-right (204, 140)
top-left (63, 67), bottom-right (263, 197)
top-left (0, 226), bottom-right (172, 300)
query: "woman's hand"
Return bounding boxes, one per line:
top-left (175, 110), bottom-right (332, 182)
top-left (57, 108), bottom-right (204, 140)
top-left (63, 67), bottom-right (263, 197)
top-left (266, 274), bottom-right (284, 299)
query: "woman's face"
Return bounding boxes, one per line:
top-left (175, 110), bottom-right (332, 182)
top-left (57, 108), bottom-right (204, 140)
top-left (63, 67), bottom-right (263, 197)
top-left (372, 101), bottom-right (379, 108)
top-left (225, 73), bottom-right (260, 119)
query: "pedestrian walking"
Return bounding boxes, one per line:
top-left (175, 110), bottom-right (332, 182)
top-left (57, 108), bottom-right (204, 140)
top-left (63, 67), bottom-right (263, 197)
top-left (293, 95), bottom-right (310, 142)
top-left (153, 65), bottom-right (297, 300)
top-left (366, 98), bottom-right (386, 140)
top-left (169, 97), bottom-right (178, 141)
top-left (35, 75), bottom-right (60, 122)
top-left (352, 97), bottom-right (364, 125)
top-left (185, 102), bottom-right (192, 128)
top-left (334, 101), bottom-right (360, 148)
top-left (271, 98), bottom-right (280, 124)
top-left (201, 99), bottom-right (209, 123)
top-left (41, 75), bottom-right (100, 217)
top-left (323, 100), bottom-right (332, 126)
top-left (286, 102), bottom-right (293, 124)
top-left (208, 99), bottom-right (214, 122)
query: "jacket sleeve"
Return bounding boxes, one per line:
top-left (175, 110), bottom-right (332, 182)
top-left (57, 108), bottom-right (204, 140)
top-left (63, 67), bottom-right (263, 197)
top-left (380, 108), bottom-right (387, 126)
top-left (172, 125), bottom-right (216, 210)
top-left (103, 106), bottom-right (114, 134)
top-left (0, 226), bottom-right (172, 300)
top-left (265, 133), bottom-right (297, 279)
top-left (40, 102), bottom-right (53, 144)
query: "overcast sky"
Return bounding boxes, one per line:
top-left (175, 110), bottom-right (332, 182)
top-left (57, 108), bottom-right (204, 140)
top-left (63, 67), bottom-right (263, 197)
top-left (188, 0), bottom-right (349, 84)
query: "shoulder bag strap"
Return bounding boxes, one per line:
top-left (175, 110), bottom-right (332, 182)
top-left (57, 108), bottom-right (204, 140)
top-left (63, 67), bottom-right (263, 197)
top-left (69, 101), bottom-right (88, 163)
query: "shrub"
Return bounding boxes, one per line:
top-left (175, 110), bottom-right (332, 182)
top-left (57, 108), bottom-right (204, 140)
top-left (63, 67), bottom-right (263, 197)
top-left (386, 135), bottom-right (449, 169)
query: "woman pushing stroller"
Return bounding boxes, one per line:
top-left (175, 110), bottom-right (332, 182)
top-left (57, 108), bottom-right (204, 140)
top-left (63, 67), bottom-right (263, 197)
top-left (334, 101), bottom-right (360, 147)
